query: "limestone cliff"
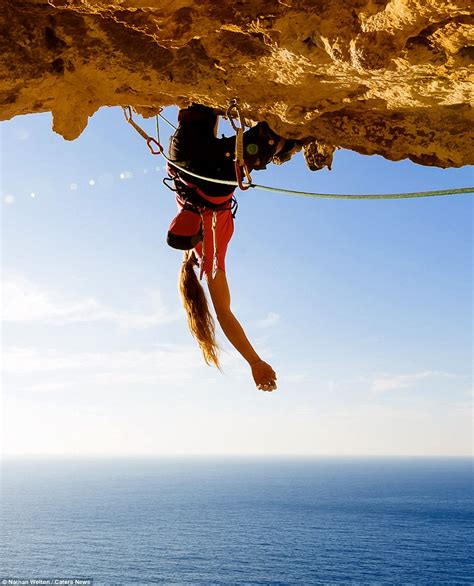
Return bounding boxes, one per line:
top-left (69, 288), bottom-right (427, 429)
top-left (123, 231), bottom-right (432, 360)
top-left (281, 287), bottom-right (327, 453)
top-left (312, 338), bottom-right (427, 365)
top-left (1, 0), bottom-right (473, 170)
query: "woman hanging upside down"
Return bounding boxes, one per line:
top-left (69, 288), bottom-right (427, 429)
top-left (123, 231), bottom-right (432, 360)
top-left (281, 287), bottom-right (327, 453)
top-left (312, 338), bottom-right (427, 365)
top-left (165, 104), bottom-right (298, 392)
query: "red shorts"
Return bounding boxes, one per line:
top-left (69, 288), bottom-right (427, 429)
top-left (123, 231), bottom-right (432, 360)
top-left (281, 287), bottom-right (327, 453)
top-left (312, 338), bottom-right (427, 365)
top-left (176, 195), bottom-right (234, 279)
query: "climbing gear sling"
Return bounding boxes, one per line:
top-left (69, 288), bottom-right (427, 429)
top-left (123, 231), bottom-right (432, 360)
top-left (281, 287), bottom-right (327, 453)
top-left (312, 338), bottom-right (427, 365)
top-left (226, 98), bottom-right (252, 190)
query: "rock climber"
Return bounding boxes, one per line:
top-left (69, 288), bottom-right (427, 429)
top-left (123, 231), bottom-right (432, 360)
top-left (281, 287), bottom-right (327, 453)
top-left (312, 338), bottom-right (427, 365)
top-left (165, 103), bottom-right (298, 392)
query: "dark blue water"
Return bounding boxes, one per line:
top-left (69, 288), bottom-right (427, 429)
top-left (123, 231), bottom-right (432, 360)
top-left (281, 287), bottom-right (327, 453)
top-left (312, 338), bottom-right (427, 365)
top-left (0, 458), bottom-right (472, 584)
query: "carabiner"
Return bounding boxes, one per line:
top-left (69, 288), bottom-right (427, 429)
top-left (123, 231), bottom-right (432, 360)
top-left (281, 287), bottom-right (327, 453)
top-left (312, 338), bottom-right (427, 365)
top-left (123, 105), bottom-right (133, 122)
top-left (226, 98), bottom-right (246, 132)
top-left (147, 136), bottom-right (163, 155)
top-left (235, 162), bottom-right (252, 190)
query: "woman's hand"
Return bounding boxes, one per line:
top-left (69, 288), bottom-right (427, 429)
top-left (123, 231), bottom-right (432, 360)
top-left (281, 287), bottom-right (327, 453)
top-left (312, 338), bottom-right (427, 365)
top-left (251, 360), bottom-right (277, 392)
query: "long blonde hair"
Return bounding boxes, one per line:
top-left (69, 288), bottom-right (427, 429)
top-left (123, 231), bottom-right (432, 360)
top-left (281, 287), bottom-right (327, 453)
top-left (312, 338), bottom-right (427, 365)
top-left (179, 251), bottom-right (220, 368)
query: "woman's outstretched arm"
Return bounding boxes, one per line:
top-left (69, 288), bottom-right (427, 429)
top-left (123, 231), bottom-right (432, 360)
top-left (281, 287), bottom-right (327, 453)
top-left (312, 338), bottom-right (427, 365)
top-left (207, 269), bottom-right (277, 392)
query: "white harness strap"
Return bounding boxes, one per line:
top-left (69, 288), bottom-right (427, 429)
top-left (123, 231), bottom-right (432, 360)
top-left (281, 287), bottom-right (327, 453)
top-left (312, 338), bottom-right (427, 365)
top-left (199, 211), bottom-right (205, 281)
top-left (198, 210), bottom-right (218, 280)
top-left (211, 211), bottom-right (218, 280)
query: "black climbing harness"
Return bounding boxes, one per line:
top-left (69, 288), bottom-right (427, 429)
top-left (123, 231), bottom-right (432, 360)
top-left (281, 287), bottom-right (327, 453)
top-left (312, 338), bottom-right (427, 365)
top-left (163, 172), bottom-right (238, 218)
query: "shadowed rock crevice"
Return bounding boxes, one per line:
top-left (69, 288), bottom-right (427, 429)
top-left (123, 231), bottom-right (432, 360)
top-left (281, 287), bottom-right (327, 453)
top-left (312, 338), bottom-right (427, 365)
top-left (0, 0), bottom-right (472, 170)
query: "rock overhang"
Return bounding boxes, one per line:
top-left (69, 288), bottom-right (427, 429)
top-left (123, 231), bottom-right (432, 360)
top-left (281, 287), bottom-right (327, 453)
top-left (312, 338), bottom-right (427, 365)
top-left (1, 0), bottom-right (472, 170)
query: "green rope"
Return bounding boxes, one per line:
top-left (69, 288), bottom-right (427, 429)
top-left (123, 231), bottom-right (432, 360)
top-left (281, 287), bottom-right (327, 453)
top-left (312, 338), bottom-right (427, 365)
top-left (252, 184), bottom-right (473, 200)
top-left (164, 156), bottom-right (473, 200)
top-left (157, 114), bottom-right (473, 200)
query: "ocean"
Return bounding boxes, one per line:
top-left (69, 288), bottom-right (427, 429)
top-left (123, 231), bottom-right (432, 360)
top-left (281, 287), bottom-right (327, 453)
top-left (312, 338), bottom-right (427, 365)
top-left (0, 457), bottom-right (472, 584)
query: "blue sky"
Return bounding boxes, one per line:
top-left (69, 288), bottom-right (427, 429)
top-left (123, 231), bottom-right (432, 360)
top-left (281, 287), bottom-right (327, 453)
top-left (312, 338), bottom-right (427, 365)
top-left (1, 107), bottom-right (472, 456)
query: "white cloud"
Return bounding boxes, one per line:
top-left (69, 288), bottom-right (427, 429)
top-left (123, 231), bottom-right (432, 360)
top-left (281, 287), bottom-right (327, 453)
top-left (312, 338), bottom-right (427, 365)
top-left (255, 311), bottom-right (280, 328)
top-left (1, 274), bottom-right (178, 328)
top-left (3, 350), bottom-right (472, 456)
top-left (372, 370), bottom-right (458, 394)
top-left (3, 345), bottom-right (205, 388)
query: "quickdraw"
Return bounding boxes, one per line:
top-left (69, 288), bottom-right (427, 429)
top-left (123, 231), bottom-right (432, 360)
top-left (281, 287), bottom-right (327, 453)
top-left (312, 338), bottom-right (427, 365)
top-left (226, 98), bottom-right (252, 190)
top-left (123, 106), bottom-right (164, 155)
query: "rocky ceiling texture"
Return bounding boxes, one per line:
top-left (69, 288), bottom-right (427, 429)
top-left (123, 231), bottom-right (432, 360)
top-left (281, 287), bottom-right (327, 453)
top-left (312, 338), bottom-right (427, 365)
top-left (1, 0), bottom-right (473, 170)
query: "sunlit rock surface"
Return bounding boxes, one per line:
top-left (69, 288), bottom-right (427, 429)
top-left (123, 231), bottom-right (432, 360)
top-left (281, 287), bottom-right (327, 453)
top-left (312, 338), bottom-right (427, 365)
top-left (1, 0), bottom-right (472, 169)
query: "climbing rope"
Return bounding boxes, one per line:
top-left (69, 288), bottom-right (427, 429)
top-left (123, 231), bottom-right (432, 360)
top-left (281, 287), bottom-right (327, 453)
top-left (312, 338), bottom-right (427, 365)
top-left (123, 106), bottom-right (474, 201)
